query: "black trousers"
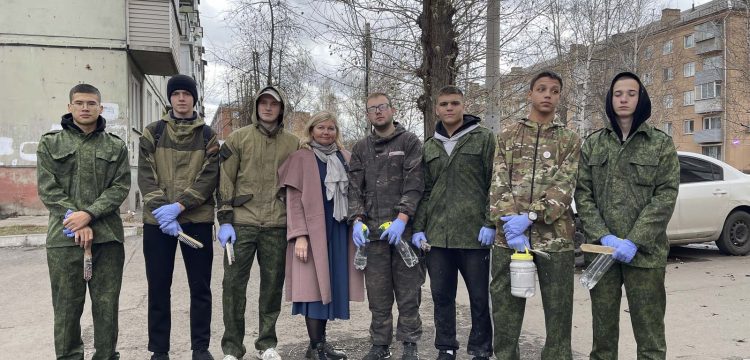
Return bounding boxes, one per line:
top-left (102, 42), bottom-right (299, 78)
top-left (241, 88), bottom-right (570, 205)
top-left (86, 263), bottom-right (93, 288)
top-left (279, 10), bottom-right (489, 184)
top-left (143, 223), bottom-right (213, 353)
top-left (427, 247), bottom-right (492, 357)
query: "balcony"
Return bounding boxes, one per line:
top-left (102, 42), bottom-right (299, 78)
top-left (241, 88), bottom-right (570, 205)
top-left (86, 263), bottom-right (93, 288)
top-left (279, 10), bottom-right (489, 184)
top-left (128, 0), bottom-right (181, 75)
top-left (695, 38), bottom-right (723, 55)
top-left (695, 68), bottom-right (723, 84)
top-left (694, 98), bottom-right (722, 114)
top-left (693, 128), bottom-right (723, 144)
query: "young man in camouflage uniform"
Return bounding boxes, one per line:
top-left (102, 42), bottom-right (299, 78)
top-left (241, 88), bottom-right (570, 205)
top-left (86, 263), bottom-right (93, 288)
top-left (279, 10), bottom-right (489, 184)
top-left (489, 71), bottom-right (581, 360)
top-left (412, 86), bottom-right (494, 360)
top-left (138, 75), bottom-right (219, 360)
top-left (575, 72), bottom-right (679, 360)
top-left (38, 84), bottom-right (131, 360)
top-left (348, 92), bottom-right (425, 360)
top-left (217, 86), bottom-right (299, 360)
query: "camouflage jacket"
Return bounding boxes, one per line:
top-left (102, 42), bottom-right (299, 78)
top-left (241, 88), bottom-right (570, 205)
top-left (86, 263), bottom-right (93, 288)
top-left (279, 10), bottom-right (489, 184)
top-left (575, 122), bottom-right (679, 268)
top-left (37, 114), bottom-right (130, 248)
top-left (217, 123), bottom-right (299, 227)
top-left (348, 123), bottom-right (424, 241)
top-left (490, 118), bottom-right (582, 252)
top-left (413, 119), bottom-right (495, 249)
top-left (138, 112), bottom-right (220, 225)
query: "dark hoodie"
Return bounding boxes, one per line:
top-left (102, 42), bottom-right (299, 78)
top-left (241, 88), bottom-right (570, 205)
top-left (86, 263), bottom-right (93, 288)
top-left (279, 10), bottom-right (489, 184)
top-left (61, 113), bottom-right (107, 134)
top-left (434, 114), bottom-right (481, 138)
top-left (605, 71), bottom-right (652, 142)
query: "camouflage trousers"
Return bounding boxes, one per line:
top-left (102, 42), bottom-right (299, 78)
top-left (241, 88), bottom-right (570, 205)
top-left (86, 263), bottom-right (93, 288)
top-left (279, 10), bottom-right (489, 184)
top-left (589, 263), bottom-right (666, 360)
top-left (490, 247), bottom-right (574, 360)
top-left (221, 225), bottom-right (287, 359)
top-left (364, 240), bottom-right (426, 346)
top-left (47, 241), bottom-right (125, 360)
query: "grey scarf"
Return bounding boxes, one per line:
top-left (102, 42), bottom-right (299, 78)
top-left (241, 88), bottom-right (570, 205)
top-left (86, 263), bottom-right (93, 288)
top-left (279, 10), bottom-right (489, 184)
top-left (310, 141), bottom-right (349, 221)
top-left (433, 123), bottom-right (479, 156)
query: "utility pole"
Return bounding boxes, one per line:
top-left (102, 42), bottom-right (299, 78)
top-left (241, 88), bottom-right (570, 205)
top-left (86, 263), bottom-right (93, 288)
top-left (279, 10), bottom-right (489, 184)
top-left (364, 22), bottom-right (372, 134)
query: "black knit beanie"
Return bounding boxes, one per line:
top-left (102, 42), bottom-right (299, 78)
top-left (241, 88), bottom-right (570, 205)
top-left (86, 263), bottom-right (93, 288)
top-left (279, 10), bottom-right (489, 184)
top-left (167, 75), bottom-right (198, 105)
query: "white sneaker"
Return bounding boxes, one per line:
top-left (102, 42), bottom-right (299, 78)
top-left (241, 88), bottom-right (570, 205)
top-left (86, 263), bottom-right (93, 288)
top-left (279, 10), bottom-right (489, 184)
top-left (223, 356), bottom-right (239, 360)
top-left (257, 348), bottom-right (281, 360)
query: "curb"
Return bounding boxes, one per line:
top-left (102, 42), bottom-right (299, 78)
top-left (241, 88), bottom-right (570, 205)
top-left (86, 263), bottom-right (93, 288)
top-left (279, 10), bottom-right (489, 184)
top-left (0, 227), bottom-right (139, 248)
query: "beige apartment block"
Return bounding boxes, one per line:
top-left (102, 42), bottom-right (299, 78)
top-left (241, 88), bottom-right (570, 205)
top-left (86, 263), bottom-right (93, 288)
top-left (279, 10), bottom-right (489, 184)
top-left (496, 0), bottom-right (750, 173)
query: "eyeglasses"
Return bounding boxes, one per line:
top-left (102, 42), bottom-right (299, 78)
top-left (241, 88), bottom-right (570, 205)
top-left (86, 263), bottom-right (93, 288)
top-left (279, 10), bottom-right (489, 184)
top-left (366, 103), bottom-right (390, 114)
top-left (71, 101), bottom-right (100, 109)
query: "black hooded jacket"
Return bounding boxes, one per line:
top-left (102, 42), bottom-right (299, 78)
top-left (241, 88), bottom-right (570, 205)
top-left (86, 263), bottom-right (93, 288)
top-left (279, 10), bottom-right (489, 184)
top-left (605, 72), bottom-right (652, 142)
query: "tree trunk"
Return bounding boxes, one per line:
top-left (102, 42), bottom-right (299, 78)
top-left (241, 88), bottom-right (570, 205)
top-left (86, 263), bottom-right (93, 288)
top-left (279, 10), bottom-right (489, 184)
top-left (417, 0), bottom-right (458, 137)
top-left (267, 0), bottom-right (275, 86)
top-left (485, 0), bottom-right (501, 134)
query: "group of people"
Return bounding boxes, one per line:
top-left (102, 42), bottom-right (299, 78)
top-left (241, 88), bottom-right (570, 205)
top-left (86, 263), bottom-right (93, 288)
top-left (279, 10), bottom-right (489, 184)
top-left (38, 69), bottom-right (679, 360)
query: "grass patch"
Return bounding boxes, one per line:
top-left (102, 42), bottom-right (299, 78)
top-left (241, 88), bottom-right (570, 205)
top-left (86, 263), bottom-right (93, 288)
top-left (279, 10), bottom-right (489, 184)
top-left (0, 225), bottom-right (48, 236)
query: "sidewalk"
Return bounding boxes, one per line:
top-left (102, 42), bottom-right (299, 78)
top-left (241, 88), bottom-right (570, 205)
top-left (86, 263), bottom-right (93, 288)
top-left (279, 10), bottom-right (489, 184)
top-left (0, 214), bottom-right (140, 247)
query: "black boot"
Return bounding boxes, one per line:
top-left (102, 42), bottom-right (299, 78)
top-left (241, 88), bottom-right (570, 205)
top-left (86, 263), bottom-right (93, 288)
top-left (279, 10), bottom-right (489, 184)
top-left (313, 342), bottom-right (329, 360)
top-left (305, 341), bottom-right (347, 360)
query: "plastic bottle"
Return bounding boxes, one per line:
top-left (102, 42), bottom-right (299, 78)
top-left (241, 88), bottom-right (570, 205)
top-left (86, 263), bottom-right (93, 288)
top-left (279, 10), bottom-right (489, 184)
top-left (353, 224), bottom-right (369, 270)
top-left (510, 250), bottom-right (536, 298)
top-left (579, 253), bottom-right (616, 290)
top-left (379, 221), bottom-right (419, 268)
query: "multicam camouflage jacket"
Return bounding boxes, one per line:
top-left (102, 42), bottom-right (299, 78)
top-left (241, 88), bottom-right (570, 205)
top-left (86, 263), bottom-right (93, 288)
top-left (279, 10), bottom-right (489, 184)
top-left (575, 122), bottom-right (679, 268)
top-left (490, 118), bottom-right (582, 252)
top-left (413, 120), bottom-right (495, 249)
top-left (37, 114), bottom-right (131, 248)
top-left (347, 123), bottom-right (424, 241)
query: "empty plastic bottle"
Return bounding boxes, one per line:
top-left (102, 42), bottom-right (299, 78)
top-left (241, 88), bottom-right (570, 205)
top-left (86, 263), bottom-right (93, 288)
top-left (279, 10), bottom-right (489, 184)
top-left (579, 253), bottom-right (616, 290)
top-left (396, 240), bottom-right (419, 268)
top-left (510, 250), bottom-right (536, 298)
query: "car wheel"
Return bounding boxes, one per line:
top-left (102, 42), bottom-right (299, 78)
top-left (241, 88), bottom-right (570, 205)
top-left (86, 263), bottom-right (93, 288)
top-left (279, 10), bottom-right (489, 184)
top-left (716, 211), bottom-right (750, 256)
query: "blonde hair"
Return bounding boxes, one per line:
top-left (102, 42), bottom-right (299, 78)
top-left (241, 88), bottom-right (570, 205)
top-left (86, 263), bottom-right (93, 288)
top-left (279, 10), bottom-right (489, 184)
top-left (301, 111), bottom-right (345, 150)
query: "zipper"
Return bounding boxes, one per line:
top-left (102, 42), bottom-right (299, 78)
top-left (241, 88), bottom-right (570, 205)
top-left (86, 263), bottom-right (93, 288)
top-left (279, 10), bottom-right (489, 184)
top-left (527, 124), bottom-right (542, 249)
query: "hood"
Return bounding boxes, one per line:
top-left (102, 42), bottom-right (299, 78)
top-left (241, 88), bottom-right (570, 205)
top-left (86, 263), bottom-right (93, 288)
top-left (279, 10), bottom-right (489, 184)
top-left (161, 111), bottom-right (206, 139)
top-left (61, 113), bottom-right (106, 134)
top-left (435, 114), bottom-right (481, 138)
top-left (371, 122), bottom-right (407, 144)
top-left (251, 85), bottom-right (288, 127)
top-left (605, 71), bottom-right (652, 140)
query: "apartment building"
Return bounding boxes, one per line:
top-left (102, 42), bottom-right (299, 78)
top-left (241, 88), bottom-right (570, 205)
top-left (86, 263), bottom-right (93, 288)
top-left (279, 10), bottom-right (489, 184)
top-left (0, 0), bottom-right (206, 215)
top-left (497, 0), bottom-right (750, 173)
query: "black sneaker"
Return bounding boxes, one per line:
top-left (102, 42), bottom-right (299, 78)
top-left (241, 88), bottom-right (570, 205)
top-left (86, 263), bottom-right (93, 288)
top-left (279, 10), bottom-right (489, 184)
top-left (151, 353), bottom-right (170, 360)
top-left (402, 343), bottom-right (418, 360)
top-left (436, 350), bottom-right (455, 360)
top-left (193, 349), bottom-right (215, 360)
top-left (362, 345), bottom-right (391, 360)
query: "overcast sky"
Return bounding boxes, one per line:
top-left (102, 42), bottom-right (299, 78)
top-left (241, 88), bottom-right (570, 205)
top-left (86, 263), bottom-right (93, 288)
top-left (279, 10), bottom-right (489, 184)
top-left (198, 0), bottom-right (714, 123)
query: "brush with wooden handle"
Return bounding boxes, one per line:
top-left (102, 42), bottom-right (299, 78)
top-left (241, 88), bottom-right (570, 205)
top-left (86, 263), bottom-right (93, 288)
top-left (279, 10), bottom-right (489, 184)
top-left (83, 244), bottom-right (93, 282)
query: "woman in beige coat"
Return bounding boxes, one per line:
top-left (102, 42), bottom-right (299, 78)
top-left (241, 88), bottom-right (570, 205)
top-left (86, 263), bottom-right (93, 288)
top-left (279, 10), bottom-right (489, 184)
top-left (278, 111), bottom-right (365, 360)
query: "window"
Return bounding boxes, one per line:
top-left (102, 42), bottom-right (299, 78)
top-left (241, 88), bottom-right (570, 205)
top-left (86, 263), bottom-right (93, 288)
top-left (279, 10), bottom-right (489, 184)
top-left (663, 39), bottom-right (673, 55)
top-left (683, 90), bottom-right (695, 106)
top-left (684, 33), bottom-right (695, 48)
top-left (684, 120), bottom-right (695, 134)
top-left (664, 94), bottom-right (674, 108)
top-left (702, 145), bottom-right (722, 160)
top-left (696, 81), bottom-right (722, 100)
top-left (703, 55), bottom-right (722, 70)
top-left (679, 155), bottom-right (723, 183)
top-left (644, 45), bottom-right (653, 60)
top-left (663, 67), bottom-right (674, 81)
top-left (703, 116), bottom-right (721, 129)
top-left (684, 62), bottom-right (695, 77)
top-left (642, 72), bottom-right (653, 85)
top-left (664, 122), bottom-right (673, 136)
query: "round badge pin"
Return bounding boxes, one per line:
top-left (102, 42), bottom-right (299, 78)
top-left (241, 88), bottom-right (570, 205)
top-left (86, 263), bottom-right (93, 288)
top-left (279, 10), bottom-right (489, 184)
top-left (543, 151), bottom-right (551, 159)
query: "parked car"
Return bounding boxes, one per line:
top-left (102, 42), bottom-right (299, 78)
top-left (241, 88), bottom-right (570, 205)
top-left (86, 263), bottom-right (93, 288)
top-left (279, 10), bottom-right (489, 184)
top-left (574, 151), bottom-right (750, 264)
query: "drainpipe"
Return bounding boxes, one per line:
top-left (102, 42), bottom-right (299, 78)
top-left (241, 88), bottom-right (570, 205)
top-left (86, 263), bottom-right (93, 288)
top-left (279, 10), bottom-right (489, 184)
top-left (722, 9), bottom-right (729, 161)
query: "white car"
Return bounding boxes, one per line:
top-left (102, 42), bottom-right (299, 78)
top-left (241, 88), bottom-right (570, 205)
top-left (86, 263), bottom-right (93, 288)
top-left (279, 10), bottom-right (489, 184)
top-left (667, 151), bottom-right (750, 255)
top-left (574, 151), bottom-right (750, 259)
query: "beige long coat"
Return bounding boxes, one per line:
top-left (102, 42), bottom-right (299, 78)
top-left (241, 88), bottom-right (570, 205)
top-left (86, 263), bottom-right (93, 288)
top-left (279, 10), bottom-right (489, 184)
top-left (278, 148), bottom-right (365, 304)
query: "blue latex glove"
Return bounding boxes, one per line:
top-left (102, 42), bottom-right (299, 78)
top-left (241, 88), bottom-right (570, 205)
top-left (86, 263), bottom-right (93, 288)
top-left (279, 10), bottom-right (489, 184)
top-left (478, 226), bottom-right (496, 246)
top-left (500, 213), bottom-right (533, 238)
top-left (159, 220), bottom-right (182, 237)
top-left (380, 218), bottom-right (406, 245)
top-left (63, 209), bottom-right (74, 237)
top-left (506, 233), bottom-right (530, 252)
top-left (600, 234), bottom-right (619, 247)
top-left (152, 203), bottom-right (182, 225)
top-left (352, 220), bottom-right (368, 248)
top-left (412, 232), bottom-right (427, 248)
top-left (612, 239), bottom-right (637, 263)
top-left (217, 224), bottom-right (236, 248)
